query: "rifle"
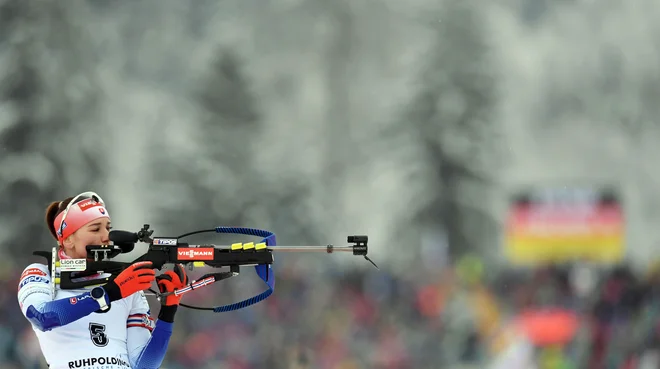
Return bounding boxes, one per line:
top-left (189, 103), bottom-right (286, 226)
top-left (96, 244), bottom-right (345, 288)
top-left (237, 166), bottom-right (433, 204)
top-left (34, 224), bottom-right (377, 313)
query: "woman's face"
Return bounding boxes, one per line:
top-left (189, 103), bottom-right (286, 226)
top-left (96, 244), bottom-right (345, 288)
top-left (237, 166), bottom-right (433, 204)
top-left (63, 218), bottom-right (112, 259)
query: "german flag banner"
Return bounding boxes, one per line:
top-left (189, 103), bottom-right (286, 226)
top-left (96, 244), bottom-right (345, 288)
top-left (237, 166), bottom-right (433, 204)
top-left (504, 187), bottom-right (624, 265)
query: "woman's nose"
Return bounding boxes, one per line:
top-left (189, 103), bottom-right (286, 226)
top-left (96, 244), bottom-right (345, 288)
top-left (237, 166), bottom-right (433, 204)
top-left (101, 229), bottom-right (110, 243)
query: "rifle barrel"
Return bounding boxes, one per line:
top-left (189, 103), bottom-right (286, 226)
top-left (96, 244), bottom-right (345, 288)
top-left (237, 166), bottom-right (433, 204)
top-left (269, 246), bottom-right (354, 253)
top-left (193, 245), bottom-right (356, 253)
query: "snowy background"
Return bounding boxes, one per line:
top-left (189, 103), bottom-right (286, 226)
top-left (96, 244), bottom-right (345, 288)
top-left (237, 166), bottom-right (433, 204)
top-left (2, 0), bottom-right (660, 368)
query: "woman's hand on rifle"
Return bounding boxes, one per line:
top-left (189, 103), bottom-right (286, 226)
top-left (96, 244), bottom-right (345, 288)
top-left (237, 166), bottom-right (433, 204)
top-left (156, 264), bottom-right (189, 306)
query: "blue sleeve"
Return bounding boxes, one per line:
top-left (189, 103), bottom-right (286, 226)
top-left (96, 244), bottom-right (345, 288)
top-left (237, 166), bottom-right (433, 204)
top-left (18, 263), bottom-right (105, 332)
top-left (126, 292), bottom-right (174, 369)
top-left (131, 320), bottom-right (174, 369)
top-left (25, 291), bottom-right (106, 332)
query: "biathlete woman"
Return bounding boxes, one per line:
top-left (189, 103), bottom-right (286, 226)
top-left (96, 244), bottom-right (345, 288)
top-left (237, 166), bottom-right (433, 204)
top-left (17, 192), bottom-right (188, 369)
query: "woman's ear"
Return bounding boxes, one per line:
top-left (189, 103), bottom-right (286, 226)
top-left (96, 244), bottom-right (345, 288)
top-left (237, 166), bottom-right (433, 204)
top-left (62, 235), bottom-right (75, 251)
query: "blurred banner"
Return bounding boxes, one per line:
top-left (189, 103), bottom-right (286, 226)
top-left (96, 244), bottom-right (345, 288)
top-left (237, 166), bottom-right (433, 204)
top-left (504, 186), bottom-right (625, 265)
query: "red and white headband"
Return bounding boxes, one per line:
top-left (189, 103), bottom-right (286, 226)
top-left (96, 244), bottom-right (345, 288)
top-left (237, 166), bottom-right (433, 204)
top-left (53, 191), bottom-right (110, 244)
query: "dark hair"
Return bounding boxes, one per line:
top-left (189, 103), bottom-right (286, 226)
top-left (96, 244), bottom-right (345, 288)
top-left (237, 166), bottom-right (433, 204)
top-left (45, 195), bottom-right (91, 241)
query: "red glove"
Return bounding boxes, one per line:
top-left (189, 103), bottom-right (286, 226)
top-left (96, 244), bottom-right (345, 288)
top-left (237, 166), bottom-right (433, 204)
top-left (156, 264), bottom-right (189, 306)
top-left (104, 261), bottom-right (156, 301)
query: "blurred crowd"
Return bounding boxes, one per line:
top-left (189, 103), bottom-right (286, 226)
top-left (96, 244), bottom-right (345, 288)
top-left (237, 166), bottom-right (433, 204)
top-left (3, 254), bottom-right (660, 369)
